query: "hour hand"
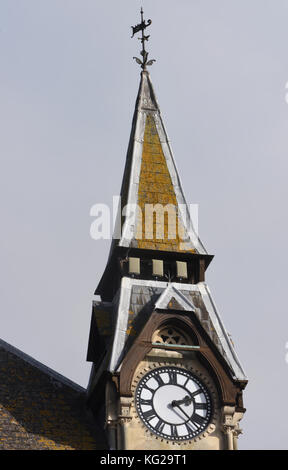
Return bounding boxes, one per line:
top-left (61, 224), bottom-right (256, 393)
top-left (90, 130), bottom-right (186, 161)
top-left (171, 395), bottom-right (192, 408)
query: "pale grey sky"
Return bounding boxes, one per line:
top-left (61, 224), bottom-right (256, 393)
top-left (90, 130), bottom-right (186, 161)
top-left (1, 1), bottom-right (288, 450)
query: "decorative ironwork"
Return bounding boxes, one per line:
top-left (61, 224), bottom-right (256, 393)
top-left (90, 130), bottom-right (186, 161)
top-left (131, 8), bottom-right (155, 70)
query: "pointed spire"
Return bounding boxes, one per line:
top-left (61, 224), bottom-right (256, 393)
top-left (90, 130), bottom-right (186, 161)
top-left (116, 69), bottom-right (208, 255)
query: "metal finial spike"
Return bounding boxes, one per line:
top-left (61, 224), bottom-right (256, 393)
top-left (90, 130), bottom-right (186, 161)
top-left (131, 9), bottom-right (155, 70)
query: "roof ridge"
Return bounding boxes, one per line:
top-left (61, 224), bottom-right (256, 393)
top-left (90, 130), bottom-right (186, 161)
top-left (0, 338), bottom-right (86, 394)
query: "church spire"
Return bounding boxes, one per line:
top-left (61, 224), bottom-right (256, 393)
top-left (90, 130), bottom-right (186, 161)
top-left (115, 68), bottom-right (208, 254)
top-left (95, 11), bottom-right (212, 300)
top-left (118, 69), bottom-right (207, 253)
top-left (118, 10), bottom-right (207, 254)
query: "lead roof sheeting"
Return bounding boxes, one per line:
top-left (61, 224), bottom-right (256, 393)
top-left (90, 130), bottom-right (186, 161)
top-left (108, 278), bottom-right (247, 381)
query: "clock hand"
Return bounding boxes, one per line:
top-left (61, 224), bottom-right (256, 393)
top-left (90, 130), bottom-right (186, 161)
top-left (172, 403), bottom-right (191, 421)
top-left (170, 396), bottom-right (193, 422)
top-left (171, 395), bottom-right (192, 408)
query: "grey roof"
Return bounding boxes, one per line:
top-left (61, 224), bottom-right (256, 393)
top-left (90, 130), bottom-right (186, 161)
top-left (0, 338), bottom-right (85, 393)
top-left (108, 277), bottom-right (247, 382)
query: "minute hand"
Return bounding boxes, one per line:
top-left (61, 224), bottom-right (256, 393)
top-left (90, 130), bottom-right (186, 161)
top-left (172, 402), bottom-right (191, 421)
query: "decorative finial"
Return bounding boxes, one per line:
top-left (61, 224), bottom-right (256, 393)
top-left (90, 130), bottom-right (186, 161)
top-left (131, 8), bottom-right (155, 70)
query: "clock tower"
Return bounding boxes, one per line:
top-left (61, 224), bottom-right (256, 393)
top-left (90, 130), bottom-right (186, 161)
top-left (87, 10), bottom-right (247, 450)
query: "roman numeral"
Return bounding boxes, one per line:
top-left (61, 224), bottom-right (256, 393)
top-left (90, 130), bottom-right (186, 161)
top-left (143, 383), bottom-right (155, 393)
top-left (154, 374), bottom-right (164, 387)
top-left (194, 402), bottom-right (207, 410)
top-left (185, 421), bottom-right (196, 434)
top-left (143, 409), bottom-right (157, 421)
top-left (139, 398), bottom-right (152, 406)
top-left (171, 425), bottom-right (178, 438)
top-left (155, 419), bottom-right (165, 433)
top-left (191, 389), bottom-right (202, 398)
top-left (168, 370), bottom-right (177, 385)
top-left (183, 377), bottom-right (189, 387)
top-left (191, 413), bottom-right (206, 427)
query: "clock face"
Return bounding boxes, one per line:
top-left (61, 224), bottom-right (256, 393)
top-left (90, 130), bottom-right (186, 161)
top-left (135, 366), bottom-right (212, 441)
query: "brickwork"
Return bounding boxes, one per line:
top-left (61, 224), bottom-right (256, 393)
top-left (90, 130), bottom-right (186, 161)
top-left (0, 341), bottom-right (107, 450)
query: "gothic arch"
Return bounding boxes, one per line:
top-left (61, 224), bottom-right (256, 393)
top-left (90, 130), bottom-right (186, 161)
top-left (119, 310), bottom-right (240, 407)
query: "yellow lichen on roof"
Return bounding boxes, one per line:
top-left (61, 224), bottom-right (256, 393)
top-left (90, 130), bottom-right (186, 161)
top-left (0, 344), bottom-right (107, 450)
top-left (136, 114), bottom-right (195, 253)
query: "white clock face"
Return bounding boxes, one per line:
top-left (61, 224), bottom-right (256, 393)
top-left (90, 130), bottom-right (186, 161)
top-left (135, 366), bottom-right (212, 441)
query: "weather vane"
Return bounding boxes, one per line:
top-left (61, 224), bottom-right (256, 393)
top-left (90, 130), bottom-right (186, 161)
top-left (131, 8), bottom-right (155, 70)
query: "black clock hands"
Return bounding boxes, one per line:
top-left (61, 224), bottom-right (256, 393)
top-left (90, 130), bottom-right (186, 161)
top-left (175, 404), bottom-right (191, 422)
top-left (171, 395), bottom-right (192, 408)
top-left (170, 396), bottom-right (193, 422)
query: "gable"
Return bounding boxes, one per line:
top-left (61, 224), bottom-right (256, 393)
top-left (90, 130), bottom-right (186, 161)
top-left (104, 278), bottom-right (246, 382)
top-left (154, 283), bottom-right (196, 311)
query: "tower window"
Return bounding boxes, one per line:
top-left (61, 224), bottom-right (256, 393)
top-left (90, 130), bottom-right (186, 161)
top-left (152, 259), bottom-right (164, 277)
top-left (176, 261), bottom-right (188, 279)
top-left (128, 257), bottom-right (140, 275)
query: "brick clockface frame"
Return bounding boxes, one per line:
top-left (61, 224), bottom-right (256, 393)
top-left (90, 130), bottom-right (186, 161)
top-left (135, 366), bottom-right (212, 441)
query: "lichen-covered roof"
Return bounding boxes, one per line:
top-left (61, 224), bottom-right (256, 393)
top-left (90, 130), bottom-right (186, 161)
top-left (0, 339), bottom-right (107, 450)
top-left (115, 70), bottom-right (208, 254)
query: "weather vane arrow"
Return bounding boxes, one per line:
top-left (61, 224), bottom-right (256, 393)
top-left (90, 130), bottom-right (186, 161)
top-left (131, 8), bottom-right (156, 70)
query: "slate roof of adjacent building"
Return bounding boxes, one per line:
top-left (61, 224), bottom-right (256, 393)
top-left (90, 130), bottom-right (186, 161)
top-left (0, 338), bottom-right (107, 450)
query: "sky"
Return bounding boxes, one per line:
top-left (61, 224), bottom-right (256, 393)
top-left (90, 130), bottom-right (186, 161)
top-left (1, 0), bottom-right (288, 450)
